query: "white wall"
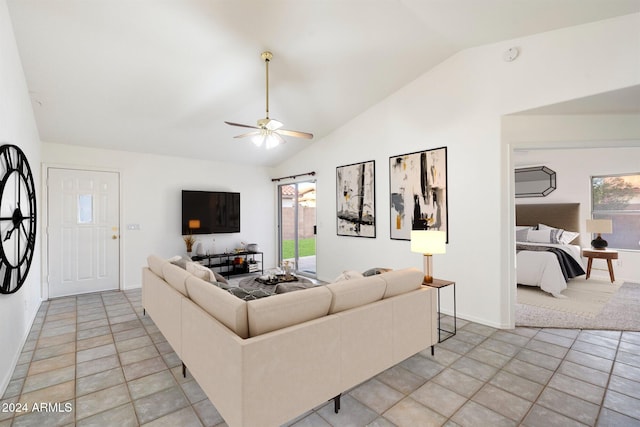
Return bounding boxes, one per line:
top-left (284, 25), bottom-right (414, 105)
top-left (0, 0), bottom-right (43, 394)
top-left (273, 14), bottom-right (640, 328)
top-left (42, 143), bottom-right (276, 292)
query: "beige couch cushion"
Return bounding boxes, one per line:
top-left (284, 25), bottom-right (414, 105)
top-left (327, 276), bottom-right (386, 314)
top-left (380, 268), bottom-right (424, 298)
top-left (247, 286), bottom-right (332, 337)
top-left (185, 276), bottom-right (249, 339)
top-left (162, 263), bottom-right (191, 297)
top-left (147, 255), bottom-right (168, 278)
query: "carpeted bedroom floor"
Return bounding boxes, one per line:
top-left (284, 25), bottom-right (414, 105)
top-left (517, 281), bottom-right (640, 330)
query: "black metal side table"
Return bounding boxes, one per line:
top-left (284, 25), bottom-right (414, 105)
top-left (425, 278), bottom-right (456, 353)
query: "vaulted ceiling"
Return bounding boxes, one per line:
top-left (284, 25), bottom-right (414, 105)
top-left (7, 0), bottom-right (640, 166)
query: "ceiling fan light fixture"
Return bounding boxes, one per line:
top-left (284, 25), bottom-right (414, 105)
top-left (265, 135), bottom-right (280, 150)
top-left (251, 133), bottom-right (265, 147)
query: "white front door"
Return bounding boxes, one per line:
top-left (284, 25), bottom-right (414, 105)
top-left (47, 168), bottom-right (120, 297)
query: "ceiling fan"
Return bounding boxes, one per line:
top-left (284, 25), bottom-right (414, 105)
top-left (225, 51), bottom-right (313, 149)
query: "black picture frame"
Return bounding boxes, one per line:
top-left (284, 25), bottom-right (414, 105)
top-left (336, 160), bottom-right (376, 238)
top-left (389, 147), bottom-right (448, 241)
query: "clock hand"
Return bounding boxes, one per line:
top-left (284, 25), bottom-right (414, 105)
top-left (4, 224), bottom-right (18, 241)
top-left (3, 208), bottom-right (24, 241)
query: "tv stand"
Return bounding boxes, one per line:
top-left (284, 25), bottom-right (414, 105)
top-left (192, 251), bottom-right (263, 279)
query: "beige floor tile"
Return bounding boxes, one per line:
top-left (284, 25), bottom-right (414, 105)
top-left (76, 333), bottom-right (114, 351)
top-left (22, 365), bottom-right (75, 394)
top-left (127, 370), bottom-right (177, 400)
top-left (123, 356), bottom-right (168, 381)
top-left (76, 402), bottom-right (138, 427)
top-left (76, 383), bottom-right (131, 421)
top-left (27, 352), bottom-right (75, 376)
top-left (32, 342), bottom-right (76, 362)
top-left (36, 332), bottom-right (76, 349)
top-left (119, 344), bottom-right (160, 366)
top-left (384, 397), bottom-right (447, 427)
top-left (76, 367), bottom-right (125, 397)
top-left (19, 380), bottom-right (75, 410)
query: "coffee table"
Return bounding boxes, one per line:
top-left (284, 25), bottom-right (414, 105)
top-left (238, 275), bottom-right (315, 294)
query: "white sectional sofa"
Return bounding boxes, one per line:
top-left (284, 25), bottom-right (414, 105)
top-left (142, 255), bottom-right (438, 427)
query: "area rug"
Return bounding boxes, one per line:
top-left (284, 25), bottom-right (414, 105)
top-left (517, 277), bottom-right (621, 317)
top-left (517, 280), bottom-right (640, 330)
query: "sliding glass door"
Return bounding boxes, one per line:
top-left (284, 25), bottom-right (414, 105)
top-left (278, 181), bottom-right (316, 277)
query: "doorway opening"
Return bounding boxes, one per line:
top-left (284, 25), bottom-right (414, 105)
top-left (278, 181), bottom-right (316, 277)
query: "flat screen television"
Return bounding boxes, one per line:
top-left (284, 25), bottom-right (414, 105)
top-left (181, 190), bottom-right (240, 234)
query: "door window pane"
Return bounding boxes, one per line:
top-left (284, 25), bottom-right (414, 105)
top-left (78, 194), bottom-right (93, 224)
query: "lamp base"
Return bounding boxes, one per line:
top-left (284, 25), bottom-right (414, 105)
top-left (423, 254), bottom-right (433, 283)
top-left (591, 234), bottom-right (608, 250)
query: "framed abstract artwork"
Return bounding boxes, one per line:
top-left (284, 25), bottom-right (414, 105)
top-left (389, 147), bottom-right (448, 241)
top-left (336, 160), bottom-right (376, 237)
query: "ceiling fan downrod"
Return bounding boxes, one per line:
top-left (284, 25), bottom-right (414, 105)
top-left (262, 51), bottom-right (272, 120)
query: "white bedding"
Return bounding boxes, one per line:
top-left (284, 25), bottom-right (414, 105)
top-left (516, 242), bottom-right (584, 297)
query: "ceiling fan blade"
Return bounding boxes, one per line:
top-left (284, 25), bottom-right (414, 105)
top-left (224, 121), bottom-right (259, 130)
top-left (233, 131), bottom-right (261, 139)
top-left (276, 129), bottom-right (314, 139)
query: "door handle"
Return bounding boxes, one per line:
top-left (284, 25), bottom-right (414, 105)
top-left (112, 235), bottom-right (118, 240)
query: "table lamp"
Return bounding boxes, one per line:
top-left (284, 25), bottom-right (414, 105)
top-left (586, 219), bottom-right (612, 250)
top-left (411, 230), bottom-right (446, 283)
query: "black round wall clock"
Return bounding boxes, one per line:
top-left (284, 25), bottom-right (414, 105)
top-left (0, 144), bottom-right (37, 294)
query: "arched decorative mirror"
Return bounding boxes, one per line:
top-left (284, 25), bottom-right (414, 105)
top-left (515, 166), bottom-right (556, 198)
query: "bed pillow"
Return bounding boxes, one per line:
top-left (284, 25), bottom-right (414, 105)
top-left (559, 231), bottom-right (580, 245)
top-left (536, 224), bottom-right (565, 244)
top-left (516, 228), bottom-right (530, 242)
top-left (527, 229), bottom-right (563, 244)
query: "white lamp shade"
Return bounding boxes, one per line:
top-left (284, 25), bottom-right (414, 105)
top-left (410, 230), bottom-right (446, 254)
top-left (586, 219), bottom-right (612, 234)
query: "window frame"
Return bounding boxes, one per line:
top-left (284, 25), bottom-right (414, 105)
top-left (590, 172), bottom-right (640, 252)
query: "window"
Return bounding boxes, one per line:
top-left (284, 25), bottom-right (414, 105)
top-left (591, 173), bottom-right (640, 250)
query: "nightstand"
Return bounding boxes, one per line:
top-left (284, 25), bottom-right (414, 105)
top-left (424, 278), bottom-right (456, 353)
top-left (582, 248), bottom-right (618, 283)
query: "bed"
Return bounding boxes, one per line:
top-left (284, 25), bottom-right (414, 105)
top-left (516, 203), bottom-right (586, 297)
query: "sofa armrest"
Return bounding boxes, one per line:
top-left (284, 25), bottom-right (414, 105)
top-left (181, 298), bottom-right (244, 426)
top-left (391, 286), bottom-right (437, 362)
top-left (143, 267), bottom-right (183, 357)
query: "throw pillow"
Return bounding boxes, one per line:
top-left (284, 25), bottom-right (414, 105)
top-left (169, 255), bottom-right (190, 270)
top-left (227, 287), bottom-right (272, 301)
top-left (362, 268), bottom-right (392, 277)
top-left (210, 280), bottom-right (230, 290)
top-left (333, 270), bottom-right (364, 282)
top-left (186, 262), bottom-right (215, 281)
top-left (213, 271), bottom-right (228, 284)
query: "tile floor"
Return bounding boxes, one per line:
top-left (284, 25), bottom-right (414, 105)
top-left (1, 288), bottom-right (640, 426)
